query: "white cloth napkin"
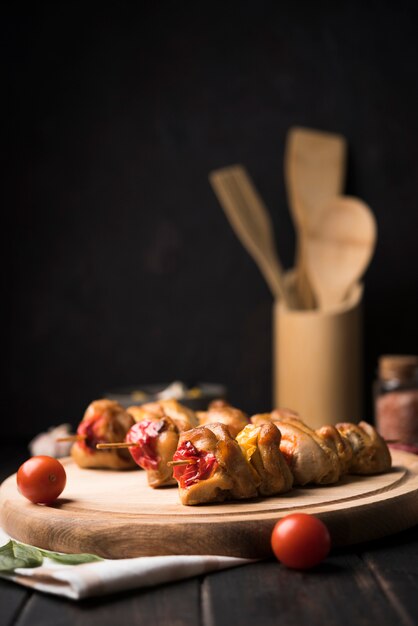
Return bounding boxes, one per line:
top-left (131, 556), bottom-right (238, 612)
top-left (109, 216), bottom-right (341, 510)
top-left (0, 529), bottom-right (252, 600)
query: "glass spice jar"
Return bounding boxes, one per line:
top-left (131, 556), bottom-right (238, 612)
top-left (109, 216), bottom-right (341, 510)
top-left (374, 355), bottom-right (418, 446)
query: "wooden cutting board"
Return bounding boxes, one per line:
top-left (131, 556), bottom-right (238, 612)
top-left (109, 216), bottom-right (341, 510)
top-left (1, 450), bottom-right (418, 559)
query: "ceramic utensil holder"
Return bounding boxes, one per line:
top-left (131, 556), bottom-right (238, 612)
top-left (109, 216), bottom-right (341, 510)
top-left (273, 275), bottom-right (363, 429)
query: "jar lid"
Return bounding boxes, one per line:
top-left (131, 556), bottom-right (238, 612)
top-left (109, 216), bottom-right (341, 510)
top-left (378, 355), bottom-right (418, 381)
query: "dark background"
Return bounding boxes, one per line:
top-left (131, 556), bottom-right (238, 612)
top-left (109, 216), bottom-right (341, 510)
top-left (3, 1), bottom-right (418, 442)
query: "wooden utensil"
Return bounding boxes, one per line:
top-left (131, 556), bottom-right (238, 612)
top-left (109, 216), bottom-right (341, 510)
top-left (304, 196), bottom-right (377, 311)
top-left (209, 165), bottom-right (292, 307)
top-left (284, 127), bottom-right (347, 308)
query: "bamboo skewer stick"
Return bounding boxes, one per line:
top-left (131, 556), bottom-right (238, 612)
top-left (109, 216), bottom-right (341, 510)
top-left (96, 442), bottom-right (139, 450)
top-left (94, 439), bottom-right (398, 452)
top-left (167, 459), bottom-right (197, 467)
top-left (62, 433), bottom-right (397, 465)
top-left (95, 444), bottom-right (198, 466)
top-left (56, 435), bottom-right (86, 443)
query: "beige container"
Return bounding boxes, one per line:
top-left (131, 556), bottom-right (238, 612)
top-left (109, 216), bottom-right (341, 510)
top-left (273, 279), bottom-right (363, 429)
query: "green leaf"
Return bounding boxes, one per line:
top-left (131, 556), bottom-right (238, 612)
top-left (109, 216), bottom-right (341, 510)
top-left (37, 547), bottom-right (103, 564)
top-left (0, 540), bottom-right (43, 571)
top-left (0, 540), bottom-right (103, 571)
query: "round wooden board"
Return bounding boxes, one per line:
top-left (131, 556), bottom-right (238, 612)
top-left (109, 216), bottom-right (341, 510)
top-left (1, 450), bottom-right (418, 559)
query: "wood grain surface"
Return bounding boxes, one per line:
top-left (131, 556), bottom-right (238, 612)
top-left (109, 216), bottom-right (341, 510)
top-left (1, 450), bottom-right (417, 559)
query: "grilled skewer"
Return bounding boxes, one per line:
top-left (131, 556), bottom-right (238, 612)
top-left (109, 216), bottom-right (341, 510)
top-left (71, 399), bottom-right (137, 470)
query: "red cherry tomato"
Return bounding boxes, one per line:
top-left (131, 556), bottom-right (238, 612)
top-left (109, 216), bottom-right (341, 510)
top-left (271, 513), bottom-right (331, 569)
top-left (17, 456), bottom-right (67, 504)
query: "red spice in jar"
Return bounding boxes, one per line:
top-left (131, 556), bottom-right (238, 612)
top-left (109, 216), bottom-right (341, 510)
top-left (374, 355), bottom-right (418, 447)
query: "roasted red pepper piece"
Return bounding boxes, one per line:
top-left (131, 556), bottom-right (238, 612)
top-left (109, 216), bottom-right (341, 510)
top-left (172, 440), bottom-right (218, 488)
top-left (125, 420), bottom-right (165, 469)
top-left (77, 414), bottom-right (108, 454)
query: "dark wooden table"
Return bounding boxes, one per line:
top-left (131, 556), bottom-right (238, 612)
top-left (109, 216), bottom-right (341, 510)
top-left (1, 444), bottom-right (418, 626)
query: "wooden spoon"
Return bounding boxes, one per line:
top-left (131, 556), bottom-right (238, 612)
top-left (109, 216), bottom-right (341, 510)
top-left (209, 165), bottom-right (292, 307)
top-left (284, 127), bottom-right (347, 309)
top-left (304, 196), bottom-right (377, 311)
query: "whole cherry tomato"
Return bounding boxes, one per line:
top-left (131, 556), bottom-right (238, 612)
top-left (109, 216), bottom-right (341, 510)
top-left (271, 513), bottom-right (331, 569)
top-left (17, 456), bottom-right (67, 504)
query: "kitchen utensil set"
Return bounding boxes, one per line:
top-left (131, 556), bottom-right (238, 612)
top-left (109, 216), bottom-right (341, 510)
top-left (209, 127), bottom-right (376, 311)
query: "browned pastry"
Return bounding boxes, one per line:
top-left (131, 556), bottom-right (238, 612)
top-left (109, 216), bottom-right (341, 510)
top-left (236, 423), bottom-right (293, 496)
top-left (197, 401), bottom-right (249, 437)
top-left (251, 410), bottom-right (391, 484)
top-left (128, 399), bottom-right (198, 432)
top-left (248, 413), bottom-right (273, 427)
top-left (271, 408), bottom-right (301, 421)
top-left (335, 421), bottom-right (392, 474)
top-left (172, 422), bottom-right (293, 505)
top-left (315, 425), bottom-right (353, 475)
top-left (126, 399), bottom-right (198, 487)
top-left (207, 399), bottom-right (229, 410)
top-left (251, 408), bottom-right (299, 427)
top-left (271, 416), bottom-right (343, 485)
top-left (172, 423), bottom-right (258, 505)
top-left (252, 412), bottom-right (343, 484)
top-left (71, 399), bottom-right (137, 470)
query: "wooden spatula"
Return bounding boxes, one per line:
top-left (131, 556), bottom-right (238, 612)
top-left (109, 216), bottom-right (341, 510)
top-left (209, 165), bottom-right (291, 307)
top-left (304, 196), bottom-right (377, 311)
top-left (284, 127), bottom-right (347, 308)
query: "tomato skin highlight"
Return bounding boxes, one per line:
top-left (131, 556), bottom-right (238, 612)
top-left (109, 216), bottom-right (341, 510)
top-left (271, 513), bottom-right (331, 569)
top-left (17, 456), bottom-right (67, 504)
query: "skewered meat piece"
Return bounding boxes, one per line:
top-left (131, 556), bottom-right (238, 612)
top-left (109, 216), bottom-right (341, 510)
top-left (197, 400), bottom-right (249, 437)
top-left (126, 400), bottom-right (198, 488)
top-left (271, 408), bottom-right (300, 421)
top-left (275, 415), bottom-right (349, 482)
top-left (236, 423), bottom-right (293, 496)
top-left (172, 423), bottom-right (258, 505)
top-left (128, 399), bottom-right (198, 432)
top-left (126, 416), bottom-right (180, 487)
top-left (172, 422), bottom-right (293, 505)
top-left (250, 413), bottom-right (275, 427)
top-left (272, 417), bottom-right (342, 485)
top-left (207, 399), bottom-right (229, 408)
top-left (251, 410), bottom-right (391, 483)
top-left (252, 412), bottom-right (346, 484)
top-left (335, 421), bottom-right (392, 474)
top-left (71, 399), bottom-right (137, 470)
top-left (315, 425), bottom-right (353, 475)
top-left (253, 412), bottom-right (344, 484)
top-left (288, 415), bottom-right (390, 476)
top-left (251, 408), bottom-right (300, 427)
